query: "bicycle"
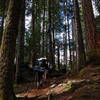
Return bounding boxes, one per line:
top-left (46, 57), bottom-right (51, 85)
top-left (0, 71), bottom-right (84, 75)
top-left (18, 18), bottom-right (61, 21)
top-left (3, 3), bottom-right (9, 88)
top-left (34, 69), bottom-right (44, 89)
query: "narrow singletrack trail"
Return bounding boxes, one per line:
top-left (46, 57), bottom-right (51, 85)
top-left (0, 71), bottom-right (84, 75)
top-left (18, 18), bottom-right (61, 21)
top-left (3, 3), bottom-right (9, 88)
top-left (16, 65), bottom-right (100, 100)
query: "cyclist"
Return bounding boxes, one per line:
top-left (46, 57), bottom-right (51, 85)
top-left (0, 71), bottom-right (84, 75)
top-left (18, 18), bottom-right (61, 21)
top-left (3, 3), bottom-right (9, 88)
top-left (33, 57), bottom-right (48, 88)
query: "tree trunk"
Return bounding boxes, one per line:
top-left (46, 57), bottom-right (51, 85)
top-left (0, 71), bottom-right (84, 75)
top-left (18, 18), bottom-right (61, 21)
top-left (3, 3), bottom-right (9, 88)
top-left (71, 18), bottom-right (77, 72)
top-left (16, 0), bottom-right (25, 84)
top-left (74, 0), bottom-right (86, 71)
top-left (81, 0), bottom-right (97, 61)
top-left (42, 0), bottom-right (46, 57)
top-left (52, 23), bottom-right (55, 68)
top-left (0, 17), bottom-right (4, 46)
top-left (0, 0), bottom-right (6, 46)
top-left (0, 0), bottom-right (22, 99)
top-left (67, 17), bottom-right (72, 68)
top-left (64, 1), bottom-right (68, 71)
top-left (51, 2), bottom-right (56, 68)
top-left (48, 0), bottom-right (53, 65)
top-left (57, 44), bottom-right (60, 70)
top-left (31, 0), bottom-right (37, 66)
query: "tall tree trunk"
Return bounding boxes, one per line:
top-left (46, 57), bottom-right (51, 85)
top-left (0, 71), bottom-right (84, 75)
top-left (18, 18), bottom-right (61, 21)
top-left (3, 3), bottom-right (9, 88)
top-left (48, 0), bottom-right (53, 64)
top-left (0, 0), bottom-right (6, 46)
top-left (57, 44), bottom-right (60, 70)
top-left (31, 0), bottom-right (37, 66)
top-left (52, 23), bottom-right (55, 68)
top-left (42, 0), bottom-right (46, 57)
top-left (45, 21), bottom-right (49, 59)
top-left (64, 1), bottom-right (68, 71)
top-left (81, 0), bottom-right (97, 61)
top-left (16, 0), bottom-right (25, 84)
top-left (0, 0), bottom-right (22, 99)
top-left (67, 17), bottom-right (72, 68)
top-left (0, 17), bottom-right (4, 46)
top-left (72, 18), bottom-right (77, 72)
top-left (52, 2), bottom-right (56, 68)
top-left (74, 0), bottom-right (86, 71)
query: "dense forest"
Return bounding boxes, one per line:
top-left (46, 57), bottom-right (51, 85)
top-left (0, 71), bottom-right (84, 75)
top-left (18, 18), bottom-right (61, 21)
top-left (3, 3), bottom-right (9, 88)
top-left (0, 0), bottom-right (100, 100)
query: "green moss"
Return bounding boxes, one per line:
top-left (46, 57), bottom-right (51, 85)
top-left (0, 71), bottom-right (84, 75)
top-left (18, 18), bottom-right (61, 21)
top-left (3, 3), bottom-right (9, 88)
top-left (90, 83), bottom-right (98, 89)
top-left (63, 81), bottom-right (72, 91)
top-left (96, 66), bottom-right (100, 70)
top-left (79, 69), bottom-right (86, 75)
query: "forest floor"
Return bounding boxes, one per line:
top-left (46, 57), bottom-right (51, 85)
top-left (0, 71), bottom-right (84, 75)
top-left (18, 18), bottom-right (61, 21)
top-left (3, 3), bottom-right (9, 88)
top-left (15, 64), bottom-right (100, 100)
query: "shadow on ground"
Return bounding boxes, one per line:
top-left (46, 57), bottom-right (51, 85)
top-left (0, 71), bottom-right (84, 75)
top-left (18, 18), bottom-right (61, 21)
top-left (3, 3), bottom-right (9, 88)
top-left (17, 96), bottom-right (47, 100)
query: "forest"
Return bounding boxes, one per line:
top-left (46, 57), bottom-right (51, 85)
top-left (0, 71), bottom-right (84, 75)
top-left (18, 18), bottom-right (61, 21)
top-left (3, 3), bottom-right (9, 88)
top-left (0, 0), bottom-right (100, 100)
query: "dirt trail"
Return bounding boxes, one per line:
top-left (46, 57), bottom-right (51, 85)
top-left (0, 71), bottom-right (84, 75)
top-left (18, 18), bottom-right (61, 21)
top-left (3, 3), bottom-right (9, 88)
top-left (15, 65), bottom-right (100, 100)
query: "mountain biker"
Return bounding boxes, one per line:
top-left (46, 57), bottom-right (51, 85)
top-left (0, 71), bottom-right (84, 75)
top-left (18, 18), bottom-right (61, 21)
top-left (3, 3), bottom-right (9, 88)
top-left (33, 57), bottom-right (48, 88)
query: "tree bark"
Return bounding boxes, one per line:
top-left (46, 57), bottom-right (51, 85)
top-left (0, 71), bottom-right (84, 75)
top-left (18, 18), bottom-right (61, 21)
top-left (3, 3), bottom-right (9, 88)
top-left (81, 0), bottom-right (97, 60)
top-left (31, 0), bottom-right (37, 66)
top-left (42, 0), bottom-right (46, 57)
top-left (52, 23), bottom-right (55, 68)
top-left (74, 0), bottom-right (86, 71)
top-left (0, 0), bottom-right (6, 47)
top-left (48, 0), bottom-right (53, 65)
top-left (63, 1), bottom-right (68, 71)
top-left (0, 17), bottom-right (4, 46)
top-left (16, 0), bottom-right (25, 84)
top-left (57, 44), bottom-right (60, 70)
top-left (71, 18), bottom-right (77, 72)
top-left (67, 17), bottom-right (72, 67)
top-left (0, 0), bottom-right (22, 99)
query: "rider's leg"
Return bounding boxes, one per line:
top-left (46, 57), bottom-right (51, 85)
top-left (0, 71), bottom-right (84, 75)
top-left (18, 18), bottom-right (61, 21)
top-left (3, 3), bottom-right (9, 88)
top-left (42, 71), bottom-right (47, 82)
top-left (44, 70), bottom-right (48, 80)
